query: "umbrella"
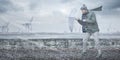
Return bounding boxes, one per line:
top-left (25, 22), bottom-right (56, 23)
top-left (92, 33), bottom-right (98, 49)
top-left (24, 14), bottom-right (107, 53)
top-left (68, 8), bottom-right (77, 32)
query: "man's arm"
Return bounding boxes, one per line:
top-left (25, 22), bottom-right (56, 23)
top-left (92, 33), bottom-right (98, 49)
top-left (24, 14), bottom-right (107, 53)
top-left (75, 18), bottom-right (86, 25)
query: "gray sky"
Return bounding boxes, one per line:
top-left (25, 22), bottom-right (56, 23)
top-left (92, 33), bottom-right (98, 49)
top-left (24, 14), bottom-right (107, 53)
top-left (0, 0), bottom-right (120, 33)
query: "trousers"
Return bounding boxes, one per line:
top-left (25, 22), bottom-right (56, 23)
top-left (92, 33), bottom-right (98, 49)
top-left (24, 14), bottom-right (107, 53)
top-left (82, 32), bottom-right (100, 52)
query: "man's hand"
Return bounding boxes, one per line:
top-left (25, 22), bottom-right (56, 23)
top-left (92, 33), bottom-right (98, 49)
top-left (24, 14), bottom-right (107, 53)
top-left (74, 18), bottom-right (81, 21)
top-left (75, 18), bottom-right (86, 25)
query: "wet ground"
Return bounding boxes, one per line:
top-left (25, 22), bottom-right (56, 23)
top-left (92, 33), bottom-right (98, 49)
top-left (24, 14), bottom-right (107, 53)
top-left (0, 35), bottom-right (120, 60)
top-left (0, 48), bottom-right (120, 60)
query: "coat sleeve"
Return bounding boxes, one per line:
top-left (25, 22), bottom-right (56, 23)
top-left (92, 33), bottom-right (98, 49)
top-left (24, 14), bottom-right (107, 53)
top-left (77, 20), bottom-right (86, 25)
top-left (84, 12), bottom-right (96, 23)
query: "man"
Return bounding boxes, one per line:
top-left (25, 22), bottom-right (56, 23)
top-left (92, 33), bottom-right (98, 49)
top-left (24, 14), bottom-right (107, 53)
top-left (76, 4), bottom-right (102, 57)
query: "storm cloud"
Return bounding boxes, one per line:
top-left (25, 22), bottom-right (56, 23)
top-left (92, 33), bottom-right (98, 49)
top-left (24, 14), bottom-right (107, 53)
top-left (0, 0), bottom-right (18, 13)
top-left (0, 0), bottom-right (11, 13)
top-left (103, 0), bottom-right (120, 10)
